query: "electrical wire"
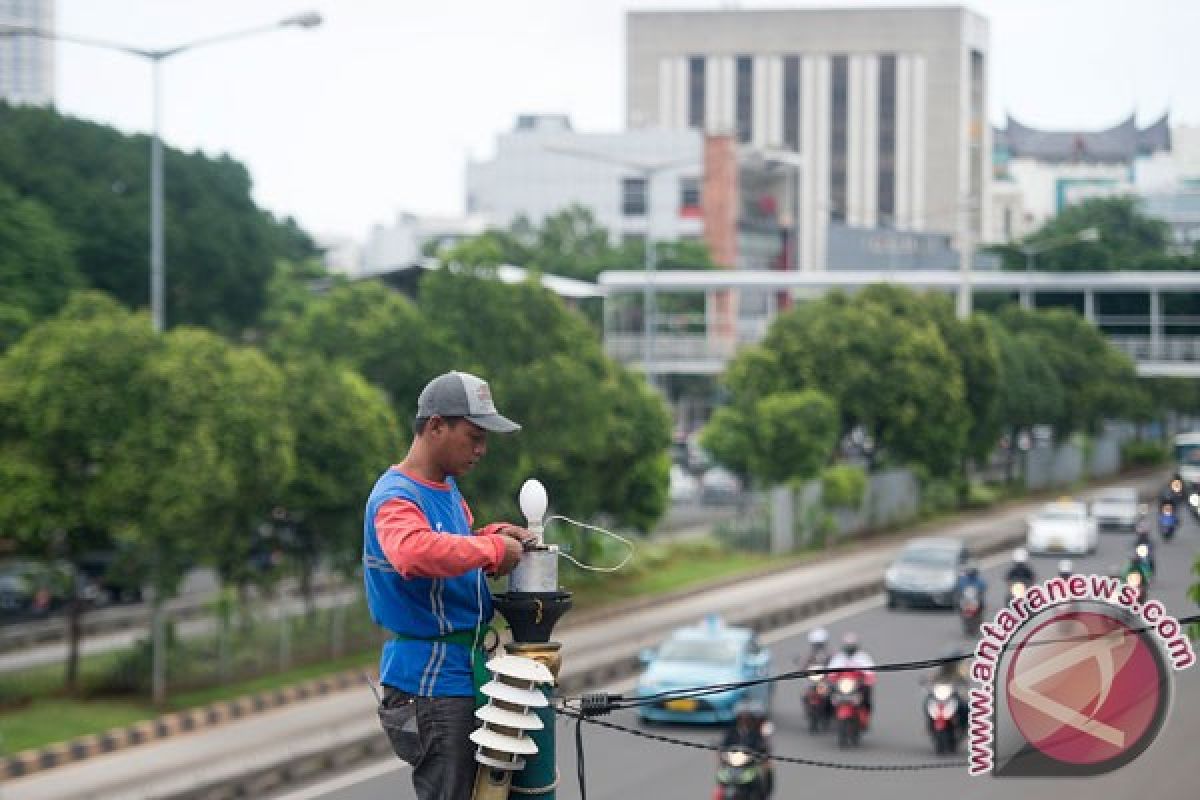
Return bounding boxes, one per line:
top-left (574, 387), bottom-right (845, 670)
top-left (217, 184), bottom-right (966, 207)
top-left (545, 514), bottom-right (635, 572)
top-left (562, 612), bottom-right (1200, 713)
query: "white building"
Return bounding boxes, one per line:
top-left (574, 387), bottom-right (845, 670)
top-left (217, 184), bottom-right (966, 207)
top-left (359, 212), bottom-right (489, 275)
top-left (466, 114), bottom-right (706, 249)
top-left (625, 6), bottom-right (991, 271)
top-left (0, 0), bottom-right (55, 106)
top-left (990, 114), bottom-right (1200, 251)
top-left (320, 212), bottom-right (490, 277)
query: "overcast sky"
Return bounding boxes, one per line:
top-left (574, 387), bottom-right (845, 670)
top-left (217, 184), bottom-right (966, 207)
top-left (49, 0), bottom-right (1199, 241)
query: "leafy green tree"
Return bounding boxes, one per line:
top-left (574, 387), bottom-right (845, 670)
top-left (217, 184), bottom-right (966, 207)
top-left (268, 279), bottom-right (457, 412)
top-left (0, 292), bottom-right (158, 692)
top-left (857, 285), bottom-right (1002, 464)
top-left (93, 326), bottom-right (294, 703)
top-left (0, 181), bottom-right (82, 350)
top-left (0, 103), bottom-right (317, 335)
top-left (416, 265), bottom-right (672, 530)
top-left (275, 356), bottom-right (400, 598)
top-left (992, 196), bottom-right (1176, 272)
top-left (985, 319), bottom-right (1065, 481)
top-left (760, 290), bottom-right (970, 475)
top-left (750, 390), bottom-right (840, 485)
top-left (996, 306), bottom-right (1145, 434)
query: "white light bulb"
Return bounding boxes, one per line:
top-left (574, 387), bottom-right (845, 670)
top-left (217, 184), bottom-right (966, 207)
top-left (519, 479), bottom-right (548, 541)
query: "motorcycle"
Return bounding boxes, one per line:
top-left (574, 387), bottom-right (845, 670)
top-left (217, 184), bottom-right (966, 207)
top-left (713, 745), bottom-right (770, 800)
top-left (959, 586), bottom-right (983, 636)
top-left (802, 663), bottom-right (832, 733)
top-left (925, 682), bottom-right (964, 754)
top-left (829, 670), bottom-right (870, 748)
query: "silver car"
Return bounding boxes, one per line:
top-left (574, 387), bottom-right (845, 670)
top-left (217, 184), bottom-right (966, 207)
top-left (885, 537), bottom-right (969, 609)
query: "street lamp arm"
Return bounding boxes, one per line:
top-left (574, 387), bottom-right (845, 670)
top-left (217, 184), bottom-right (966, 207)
top-left (154, 12), bottom-right (323, 59)
top-left (1020, 226), bottom-right (1101, 257)
top-left (0, 24), bottom-right (153, 58)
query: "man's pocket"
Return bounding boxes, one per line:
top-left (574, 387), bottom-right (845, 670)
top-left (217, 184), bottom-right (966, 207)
top-left (378, 688), bottom-right (425, 766)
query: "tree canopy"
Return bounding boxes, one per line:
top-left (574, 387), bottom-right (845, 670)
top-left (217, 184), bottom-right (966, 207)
top-left (0, 102), bottom-right (318, 336)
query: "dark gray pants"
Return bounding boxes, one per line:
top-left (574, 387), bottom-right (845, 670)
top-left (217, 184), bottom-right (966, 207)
top-left (380, 687), bottom-right (477, 800)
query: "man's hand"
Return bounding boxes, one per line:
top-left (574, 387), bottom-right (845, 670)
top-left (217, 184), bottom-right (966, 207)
top-left (498, 525), bottom-right (539, 548)
top-left (494, 536), bottom-right (523, 576)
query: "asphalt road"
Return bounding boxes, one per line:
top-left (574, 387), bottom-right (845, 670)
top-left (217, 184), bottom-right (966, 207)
top-left (279, 507), bottom-right (1199, 800)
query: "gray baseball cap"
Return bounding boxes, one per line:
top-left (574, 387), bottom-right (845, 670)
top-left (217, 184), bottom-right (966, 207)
top-left (416, 371), bottom-right (521, 433)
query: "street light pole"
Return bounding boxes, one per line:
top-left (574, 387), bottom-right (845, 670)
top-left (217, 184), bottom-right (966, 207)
top-left (151, 59), bottom-right (165, 332)
top-left (2, 13), bottom-right (323, 333)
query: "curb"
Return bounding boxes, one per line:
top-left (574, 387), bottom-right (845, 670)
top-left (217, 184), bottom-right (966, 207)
top-left (0, 668), bottom-right (365, 781)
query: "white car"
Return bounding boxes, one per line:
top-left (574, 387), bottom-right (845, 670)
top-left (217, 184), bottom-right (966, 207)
top-left (1090, 487), bottom-right (1140, 532)
top-left (1026, 501), bottom-right (1098, 555)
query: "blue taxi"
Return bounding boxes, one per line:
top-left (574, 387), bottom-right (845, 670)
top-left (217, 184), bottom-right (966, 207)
top-left (635, 616), bottom-right (771, 725)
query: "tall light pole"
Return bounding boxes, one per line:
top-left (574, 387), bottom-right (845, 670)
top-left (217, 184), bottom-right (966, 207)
top-left (1019, 226), bottom-right (1100, 310)
top-left (543, 144), bottom-right (697, 389)
top-left (2, 12), bottom-right (323, 333)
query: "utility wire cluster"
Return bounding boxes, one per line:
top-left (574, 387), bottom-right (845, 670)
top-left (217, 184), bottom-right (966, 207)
top-left (555, 611), bottom-right (1200, 797)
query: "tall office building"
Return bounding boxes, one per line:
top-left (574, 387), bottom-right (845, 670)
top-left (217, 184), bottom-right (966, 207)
top-left (627, 6), bottom-right (990, 271)
top-left (0, 0), bottom-right (55, 106)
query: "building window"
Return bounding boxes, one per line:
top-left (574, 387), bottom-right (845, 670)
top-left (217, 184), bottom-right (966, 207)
top-left (969, 49), bottom-right (986, 237)
top-left (783, 55), bottom-right (801, 152)
top-left (679, 177), bottom-right (702, 216)
top-left (830, 54), bottom-right (848, 222)
top-left (687, 56), bottom-right (706, 129)
top-left (622, 177), bottom-right (647, 216)
top-left (735, 55), bottom-right (754, 144)
top-left (878, 54), bottom-right (897, 224)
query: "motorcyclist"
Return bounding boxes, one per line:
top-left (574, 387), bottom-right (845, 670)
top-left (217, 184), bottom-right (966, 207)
top-left (957, 564), bottom-right (987, 597)
top-left (1133, 529), bottom-right (1156, 573)
top-left (826, 632), bottom-right (876, 713)
top-left (1158, 501), bottom-right (1178, 539)
top-left (1057, 559), bottom-right (1074, 580)
top-left (1130, 542), bottom-right (1155, 582)
top-left (797, 627), bottom-right (832, 729)
top-left (1005, 548), bottom-right (1035, 586)
top-left (1162, 476), bottom-right (1186, 508)
top-left (720, 701), bottom-right (773, 796)
top-left (922, 646), bottom-right (970, 731)
top-left (801, 628), bottom-right (830, 666)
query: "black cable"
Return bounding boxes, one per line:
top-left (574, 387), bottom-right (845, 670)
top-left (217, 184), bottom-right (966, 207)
top-left (566, 610), bottom-right (1200, 714)
top-left (575, 713), bottom-right (587, 800)
top-left (558, 707), bottom-right (966, 771)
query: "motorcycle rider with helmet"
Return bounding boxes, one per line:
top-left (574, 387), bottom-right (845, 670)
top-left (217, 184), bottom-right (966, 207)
top-left (797, 628), bottom-right (833, 732)
top-left (801, 627), bottom-right (831, 667)
top-left (826, 632), bottom-right (876, 714)
top-left (922, 646), bottom-right (970, 733)
top-left (1005, 548), bottom-right (1035, 585)
top-left (720, 700), bottom-right (773, 797)
top-left (1057, 559), bottom-right (1074, 580)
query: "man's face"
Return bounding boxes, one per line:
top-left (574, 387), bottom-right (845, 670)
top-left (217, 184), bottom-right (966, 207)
top-left (429, 417), bottom-right (488, 477)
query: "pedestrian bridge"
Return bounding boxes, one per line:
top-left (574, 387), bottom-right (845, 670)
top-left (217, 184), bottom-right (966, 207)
top-left (597, 270), bottom-right (1200, 378)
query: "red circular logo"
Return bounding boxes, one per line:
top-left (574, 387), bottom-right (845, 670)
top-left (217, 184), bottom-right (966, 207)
top-left (1006, 611), bottom-right (1163, 766)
